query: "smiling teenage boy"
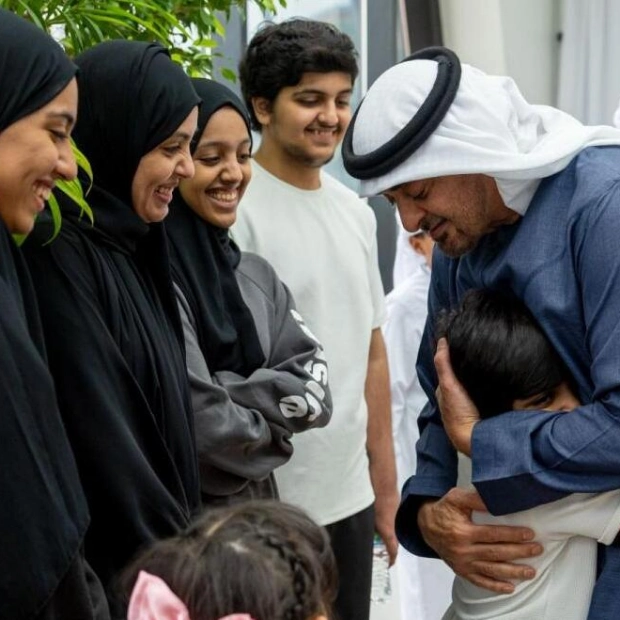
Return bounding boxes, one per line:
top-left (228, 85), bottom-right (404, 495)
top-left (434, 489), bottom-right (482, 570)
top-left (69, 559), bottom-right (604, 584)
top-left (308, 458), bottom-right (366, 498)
top-left (233, 19), bottom-right (399, 620)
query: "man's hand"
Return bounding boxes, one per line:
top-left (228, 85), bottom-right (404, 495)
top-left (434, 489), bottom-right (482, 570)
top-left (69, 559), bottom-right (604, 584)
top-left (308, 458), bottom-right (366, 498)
top-left (418, 488), bottom-right (543, 593)
top-left (375, 490), bottom-right (400, 566)
top-left (434, 338), bottom-right (480, 455)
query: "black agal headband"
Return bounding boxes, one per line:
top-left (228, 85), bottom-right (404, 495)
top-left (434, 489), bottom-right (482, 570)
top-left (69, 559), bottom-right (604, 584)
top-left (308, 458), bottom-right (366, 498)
top-left (342, 46), bottom-right (461, 180)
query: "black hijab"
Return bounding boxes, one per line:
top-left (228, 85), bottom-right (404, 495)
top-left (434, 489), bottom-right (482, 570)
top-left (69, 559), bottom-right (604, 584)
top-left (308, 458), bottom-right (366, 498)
top-left (0, 10), bottom-right (89, 619)
top-left (73, 39), bottom-right (199, 206)
top-left (0, 7), bottom-right (77, 131)
top-left (22, 40), bottom-right (201, 591)
top-left (167, 78), bottom-right (265, 376)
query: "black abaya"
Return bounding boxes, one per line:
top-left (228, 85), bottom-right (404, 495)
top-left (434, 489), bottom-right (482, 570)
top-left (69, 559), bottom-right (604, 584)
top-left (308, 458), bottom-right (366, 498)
top-left (21, 41), bottom-right (201, 595)
top-left (0, 9), bottom-right (92, 619)
top-left (0, 220), bottom-right (90, 619)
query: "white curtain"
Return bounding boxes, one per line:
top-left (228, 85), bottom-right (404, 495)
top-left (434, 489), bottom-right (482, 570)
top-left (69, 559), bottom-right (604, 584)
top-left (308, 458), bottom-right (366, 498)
top-left (558, 0), bottom-right (620, 125)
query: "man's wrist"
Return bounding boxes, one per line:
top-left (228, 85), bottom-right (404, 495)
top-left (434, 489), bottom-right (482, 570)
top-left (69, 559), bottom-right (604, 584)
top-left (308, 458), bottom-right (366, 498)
top-left (446, 420), bottom-right (476, 455)
top-left (417, 498), bottom-right (436, 529)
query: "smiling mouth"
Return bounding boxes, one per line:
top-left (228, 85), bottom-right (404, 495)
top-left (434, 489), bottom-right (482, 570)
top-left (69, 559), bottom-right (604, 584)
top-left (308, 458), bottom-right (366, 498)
top-left (307, 128), bottom-right (337, 138)
top-left (33, 182), bottom-right (54, 210)
top-left (33, 183), bottom-right (53, 201)
top-left (207, 189), bottom-right (239, 204)
top-left (154, 185), bottom-right (176, 204)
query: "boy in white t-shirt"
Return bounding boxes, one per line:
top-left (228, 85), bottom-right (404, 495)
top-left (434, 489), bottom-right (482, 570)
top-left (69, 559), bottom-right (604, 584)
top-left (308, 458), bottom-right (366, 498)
top-left (233, 19), bottom-right (399, 620)
top-left (437, 289), bottom-right (620, 620)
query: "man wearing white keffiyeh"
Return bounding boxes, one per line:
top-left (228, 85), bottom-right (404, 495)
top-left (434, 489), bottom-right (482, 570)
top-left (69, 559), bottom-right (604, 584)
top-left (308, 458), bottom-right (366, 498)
top-left (343, 47), bottom-right (620, 620)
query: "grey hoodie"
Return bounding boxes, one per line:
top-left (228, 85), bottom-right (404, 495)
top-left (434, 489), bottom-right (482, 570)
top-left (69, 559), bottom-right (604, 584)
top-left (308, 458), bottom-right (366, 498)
top-left (176, 251), bottom-right (332, 505)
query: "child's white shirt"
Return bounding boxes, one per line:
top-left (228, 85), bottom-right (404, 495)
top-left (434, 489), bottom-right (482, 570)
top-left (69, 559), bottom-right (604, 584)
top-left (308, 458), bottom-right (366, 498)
top-left (442, 454), bottom-right (620, 620)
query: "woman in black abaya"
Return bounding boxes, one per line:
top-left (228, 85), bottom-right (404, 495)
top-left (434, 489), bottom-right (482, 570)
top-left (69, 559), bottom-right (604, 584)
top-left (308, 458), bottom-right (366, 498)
top-left (22, 40), bottom-right (201, 607)
top-left (0, 9), bottom-right (108, 620)
top-left (167, 79), bottom-right (331, 506)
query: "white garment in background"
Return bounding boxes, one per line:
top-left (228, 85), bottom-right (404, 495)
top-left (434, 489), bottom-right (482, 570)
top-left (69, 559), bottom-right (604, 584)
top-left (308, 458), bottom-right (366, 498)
top-left (383, 261), bottom-right (454, 620)
top-left (392, 221), bottom-right (425, 290)
top-left (442, 455), bottom-right (620, 620)
top-left (232, 160), bottom-right (386, 526)
top-left (384, 263), bottom-right (431, 490)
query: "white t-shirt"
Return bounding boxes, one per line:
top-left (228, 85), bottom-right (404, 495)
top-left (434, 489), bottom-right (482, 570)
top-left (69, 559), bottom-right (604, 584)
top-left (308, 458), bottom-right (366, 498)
top-left (442, 455), bottom-right (620, 620)
top-left (232, 160), bottom-right (386, 525)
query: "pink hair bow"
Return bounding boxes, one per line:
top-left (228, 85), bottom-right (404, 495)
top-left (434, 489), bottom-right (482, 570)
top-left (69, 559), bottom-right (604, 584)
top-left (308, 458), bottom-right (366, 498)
top-left (128, 571), bottom-right (255, 620)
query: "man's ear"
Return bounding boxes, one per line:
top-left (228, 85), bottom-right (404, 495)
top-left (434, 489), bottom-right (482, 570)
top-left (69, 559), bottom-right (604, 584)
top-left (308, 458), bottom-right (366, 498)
top-left (251, 97), bottom-right (272, 127)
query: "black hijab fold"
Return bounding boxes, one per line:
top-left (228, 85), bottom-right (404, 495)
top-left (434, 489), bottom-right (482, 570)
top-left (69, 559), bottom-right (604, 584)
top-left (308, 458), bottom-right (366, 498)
top-left (0, 10), bottom-right (89, 619)
top-left (167, 78), bottom-right (265, 376)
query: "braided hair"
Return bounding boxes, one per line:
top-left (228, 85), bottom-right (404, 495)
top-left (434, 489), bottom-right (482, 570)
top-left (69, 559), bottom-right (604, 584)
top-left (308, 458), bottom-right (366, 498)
top-left (121, 500), bottom-right (332, 620)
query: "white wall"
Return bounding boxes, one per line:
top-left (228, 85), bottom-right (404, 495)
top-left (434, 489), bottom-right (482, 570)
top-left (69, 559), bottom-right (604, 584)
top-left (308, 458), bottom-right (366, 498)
top-left (438, 0), bottom-right (561, 105)
top-left (438, 0), bottom-right (507, 75)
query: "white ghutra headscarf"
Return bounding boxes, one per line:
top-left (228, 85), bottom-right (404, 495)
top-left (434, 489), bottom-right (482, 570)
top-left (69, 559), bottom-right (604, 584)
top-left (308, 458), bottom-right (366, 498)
top-left (350, 59), bottom-right (620, 214)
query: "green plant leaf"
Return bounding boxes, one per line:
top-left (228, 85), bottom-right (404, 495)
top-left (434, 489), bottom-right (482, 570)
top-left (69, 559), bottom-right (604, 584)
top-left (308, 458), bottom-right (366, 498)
top-left (221, 67), bottom-right (237, 83)
top-left (44, 192), bottom-right (64, 243)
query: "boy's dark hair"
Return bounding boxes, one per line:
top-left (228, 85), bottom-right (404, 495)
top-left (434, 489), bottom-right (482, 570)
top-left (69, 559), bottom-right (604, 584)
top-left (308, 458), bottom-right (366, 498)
top-left (239, 18), bottom-right (359, 131)
top-left (436, 289), bottom-right (572, 419)
top-left (121, 500), bottom-right (334, 620)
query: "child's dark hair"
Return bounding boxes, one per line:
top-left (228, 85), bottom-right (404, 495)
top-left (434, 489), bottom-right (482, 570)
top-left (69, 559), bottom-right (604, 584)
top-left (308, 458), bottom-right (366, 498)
top-left (121, 500), bottom-right (334, 620)
top-left (435, 289), bottom-right (573, 419)
top-left (239, 18), bottom-right (359, 131)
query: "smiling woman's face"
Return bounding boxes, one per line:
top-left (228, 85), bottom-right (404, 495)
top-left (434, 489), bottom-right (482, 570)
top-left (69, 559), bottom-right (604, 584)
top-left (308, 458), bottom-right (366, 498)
top-left (131, 106), bottom-right (198, 223)
top-left (179, 106), bottom-right (252, 229)
top-left (0, 78), bottom-right (78, 234)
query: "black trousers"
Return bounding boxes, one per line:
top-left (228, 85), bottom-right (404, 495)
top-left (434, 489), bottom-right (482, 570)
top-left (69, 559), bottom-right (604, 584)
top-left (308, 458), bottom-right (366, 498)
top-left (326, 503), bottom-right (375, 620)
top-left (36, 550), bottom-right (110, 620)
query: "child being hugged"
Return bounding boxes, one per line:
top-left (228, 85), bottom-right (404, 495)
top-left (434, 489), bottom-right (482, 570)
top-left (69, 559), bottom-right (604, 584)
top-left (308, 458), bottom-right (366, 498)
top-left (123, 500), bottom-right (335, 620)
top-left (437, 289), bottom-right (620, 620)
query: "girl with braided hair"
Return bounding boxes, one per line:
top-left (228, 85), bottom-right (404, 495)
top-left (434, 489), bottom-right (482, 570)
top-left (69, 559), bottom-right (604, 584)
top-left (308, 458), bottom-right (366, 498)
top-left (122, 500), bottom-right (334, 620)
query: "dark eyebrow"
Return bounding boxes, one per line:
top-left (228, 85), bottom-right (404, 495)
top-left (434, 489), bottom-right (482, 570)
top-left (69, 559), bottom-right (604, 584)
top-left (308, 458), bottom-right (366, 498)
top-left (166, 131), bottom-right (194, 142)
top-left (47, 111), bottom-right (76, 127)
top-left (295, 88), bottom-right (353, 97)
top-left (196, 137), bottom-right (252, 150)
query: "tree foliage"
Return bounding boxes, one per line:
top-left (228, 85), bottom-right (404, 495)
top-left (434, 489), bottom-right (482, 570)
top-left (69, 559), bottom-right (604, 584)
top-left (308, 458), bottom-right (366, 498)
top-left (0, 0), bottom-right (286, 76)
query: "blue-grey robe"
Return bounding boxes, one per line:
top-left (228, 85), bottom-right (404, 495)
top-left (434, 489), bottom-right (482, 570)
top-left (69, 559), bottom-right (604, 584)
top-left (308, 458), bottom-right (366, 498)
top-left (397, 146), bottom-right (620, 619)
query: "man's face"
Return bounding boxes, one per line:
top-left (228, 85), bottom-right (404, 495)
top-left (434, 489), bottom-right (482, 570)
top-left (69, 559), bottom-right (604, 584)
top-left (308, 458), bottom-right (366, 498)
top-left (253, 71), bottom-right (353, 168)
top-left (383, 174), bottom-right (519, 257)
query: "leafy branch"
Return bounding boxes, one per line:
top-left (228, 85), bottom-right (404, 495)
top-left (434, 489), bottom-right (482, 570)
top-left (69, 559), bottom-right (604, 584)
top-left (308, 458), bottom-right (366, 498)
top-left (0, 0), bottom-right (286, 75)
